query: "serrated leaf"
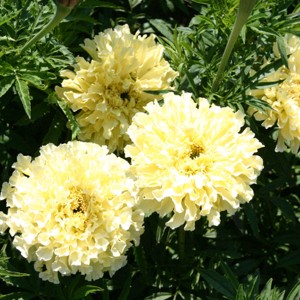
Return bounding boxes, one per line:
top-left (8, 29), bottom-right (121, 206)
top-left (0, 9), bottom-right (22, 26)
top-left (72, 285), bottom-right (103, 300)
top-left (0, 76), bottom-right (15, 98)
top-left (15, 76), bottom-right (31, 119)
top-left (249, 26), bottom-right (279, 36)
top-left (19, 73), bottom-right (46, 90)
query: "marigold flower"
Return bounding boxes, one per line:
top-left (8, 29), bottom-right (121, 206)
top-left (0, 141), bottom-right (144, 283)
top-left (56, 24), bottom-right (178, 152)
top-left (249, 35), bottom-right (300, 153)
top-left (125, 93), bottom-right (263, 230)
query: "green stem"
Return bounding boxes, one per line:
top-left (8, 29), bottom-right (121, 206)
top-left (211, 0), bottom-right (256, 93)
top-left (20, 4), bottom-right (72, 54)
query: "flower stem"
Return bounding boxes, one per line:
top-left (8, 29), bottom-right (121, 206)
top-left (211, 0), bottom-right (256, 93)
top-left (20, 3), bottom-right (73, 54)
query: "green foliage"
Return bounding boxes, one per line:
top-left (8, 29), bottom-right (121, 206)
top-left (0, 0), bottom-right (300, 299)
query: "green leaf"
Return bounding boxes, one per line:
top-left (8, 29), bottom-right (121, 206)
top-left (19, 73), bottom-right (46, 90)
top-left (0, 9), bottom-right (22, 26)
top-left (47, 92), bottom-right (80, 140)
top-left (80, 0), bottom-right (125, 9)
top-left (149, 19), bottom-right (174, 41)
top-left (128, 0), bottom-right (143, 9)
top-left (235, 285), bottom-right (246, 300)
top-left (15, 76), bottom-right (31, 119)
top-left (251, 80), bottom-right (284, 90)
top-left (248, 26), bottom-right (279, 36)
top-left (201, 269), bottom-right (236, 299)
top-left (249, 59), bottom-right (283, 82)
top-left (246, 275), bottom-right (260, 300)
top-left (72, 285), bottom-right (103, 300)
top-left (0, 76), bottom-right (15, 98)
top-left (220, 261), bottom-right (239, 290)
top-left (270, 197), bottom-right (296, 223)
top-left (285, 280), bottom-right (300, 300)
top-left (0, 61), bottom-right (14, 77)
top-left (143, 89), bottom-right (176, 95)
top-left (244, 203), bottom-right (259, 238)
top-left (144, 292), bottom-right (173, 300)
top-left (117, 276), bottom-right (132, 300)
top-left (277, 35), bottom-right (289, 68)
top-left (256, 279), bottom-right (285, 300)
top-left (0, 269), bottom-right (29, 278)
top-left (0, 292), bottom-right (34, 300)
top-left (277, 250), bottom-right (300, 268)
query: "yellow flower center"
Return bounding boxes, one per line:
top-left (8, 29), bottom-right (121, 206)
top-left (176, 142), bottom-right (211, 175)
top-left (189, 144), bottom-right (205, 159)
top-left (68, 187), bottom-right (88, 214)
top-left (57, 187), bottom-right (91, 232)
top-left (105, 75), bottom-right (141, 108)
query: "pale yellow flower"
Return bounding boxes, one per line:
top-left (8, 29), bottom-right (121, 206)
top-left (0, 141), bottom-right (144, 283)
top-left (249, 35), bottom-right (300, 153)
top-left (125, 93), bottom-right (263, 230)
top-left (56, 24), bottom-right (178, 152)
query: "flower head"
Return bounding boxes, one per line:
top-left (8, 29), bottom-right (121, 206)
top-left (56, 24), bottom-right (178, 152)
top-left (125, 93), bottom-right (263, 230)
top-left (249, 34), bottom-right (300, 153)
top-left (0, 141), bottom-right (144, 283)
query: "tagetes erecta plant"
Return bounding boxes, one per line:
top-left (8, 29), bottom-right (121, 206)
top-left (0, 141), bottom-right (144, 283)
top-left (125, 92), bottom-right (264, 230)
top-left (56, 24), bottom-right (178, 152)
top-left (249, 34), bottom-right (300, 154)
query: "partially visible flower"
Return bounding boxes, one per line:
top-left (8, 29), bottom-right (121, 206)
top-left (0, 141), bottom-right (144, 284)
top-left (249, 34), bottom-right (300, 154)
top-left (56, 24), bottom-right (178, 152)
top-left (125, 92), bottom-right (263, 230)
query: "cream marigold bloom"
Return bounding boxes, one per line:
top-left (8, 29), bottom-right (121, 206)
top-left (0, 141), bottom-right (144, 284)
top-left (55, 24), bottom-right (178, 152)
top-left (125, 93), bottom-right (263, 230)
top-left (249, 35), bottom-right (300, 154)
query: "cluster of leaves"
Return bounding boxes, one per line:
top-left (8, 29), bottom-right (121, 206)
top-left (0, 0), bottom-right (300, 299)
